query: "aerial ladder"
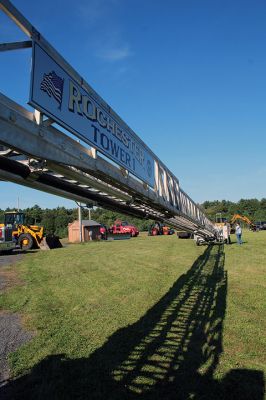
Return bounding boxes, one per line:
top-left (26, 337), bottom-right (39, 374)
top-left (0, 0), bottom-right (217, 242)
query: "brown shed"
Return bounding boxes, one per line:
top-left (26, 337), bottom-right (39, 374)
top-left (68, 220), bottom-right (101, 243)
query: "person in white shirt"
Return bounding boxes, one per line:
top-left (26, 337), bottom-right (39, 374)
top-left (222, 223), bottom-right (229, 244)
top-left (223, 222), bottom-right (231, 244)
top-left (235, 223), bottom-right (242, 245)
top-left (226, 222), bottom-right (231, 244)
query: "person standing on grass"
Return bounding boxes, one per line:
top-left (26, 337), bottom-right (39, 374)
top-left (235, 223), bottom-right (243, 245)
top-left (226, 221), bottom-right (231, 244)
top-left (223, 222), bottom-right (229, 244)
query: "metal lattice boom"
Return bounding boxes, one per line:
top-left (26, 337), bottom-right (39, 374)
top-left (0, 0), bottom-right (216, 239)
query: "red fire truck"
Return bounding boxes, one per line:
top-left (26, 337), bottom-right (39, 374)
top-left (109, 220), bottom-right (139, 237)
top-left (100, 220), bottom-right (139, 239)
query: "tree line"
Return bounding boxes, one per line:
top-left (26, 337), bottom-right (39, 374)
top-left (201, 198), bottom-right (266, 222)
top-left (0, 205), bottom-right (153, 238)
top-left (0, 198), bottom-right (265, 238)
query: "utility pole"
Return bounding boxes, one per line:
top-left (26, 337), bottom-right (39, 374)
top-left (87, 203), bottom-right (93, 220)
top-left (78, 203), bottom-right (83, 242)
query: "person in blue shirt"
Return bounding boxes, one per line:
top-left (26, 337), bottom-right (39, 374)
top-left (235, 223), bottom-right (243, 245)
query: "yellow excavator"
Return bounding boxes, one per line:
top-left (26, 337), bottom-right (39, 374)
top-left (230, 214), bottom-right (256, 231)
top-left (215, 213), bottom-right (256, 233)
top-left (1, 211), bottom-right (62, 250)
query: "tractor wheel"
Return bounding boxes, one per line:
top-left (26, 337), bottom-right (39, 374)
top-left (18, 233), bottom-right (34, 251)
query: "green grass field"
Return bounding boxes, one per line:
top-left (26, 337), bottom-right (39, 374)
top-left (0, 231), bottom-right (265, 399)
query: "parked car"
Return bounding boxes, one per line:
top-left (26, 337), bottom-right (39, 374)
top-left (255, 221), bottom-right (266, 230)
top-left (261, 221), bottom-right (266, 230)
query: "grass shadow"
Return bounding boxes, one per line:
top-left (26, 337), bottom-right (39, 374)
top-left (1, 245), bottom-right (264, 399)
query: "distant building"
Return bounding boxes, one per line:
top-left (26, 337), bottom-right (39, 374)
top-left (68, 220), bottom-right (101, 242)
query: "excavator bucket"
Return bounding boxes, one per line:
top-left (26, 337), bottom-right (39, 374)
top-left (39, 234), bottom-right (63, 250)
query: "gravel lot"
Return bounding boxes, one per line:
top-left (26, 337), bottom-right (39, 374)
top-left (0, 250), bottom-right (33, 386)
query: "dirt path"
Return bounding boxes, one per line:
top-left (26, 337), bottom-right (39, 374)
top-left (0, 251), bottom-right (33, 386)
top-left (0, 250), bottom-right (24, 291)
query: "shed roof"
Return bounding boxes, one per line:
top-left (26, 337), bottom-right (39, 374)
top-left (68, 219), bottom-right (101, 227)
top-left (69, 220), bottom-right (101, 227)
top-left (81, 220), bottom-right (101, 227)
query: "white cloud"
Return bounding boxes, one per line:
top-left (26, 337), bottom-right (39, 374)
top-left (75, 0), bottom-right (134, 64)
top-left (77, 0), bottom-right (119, 25)
top-left (97, 45), bottom-right (133, 62)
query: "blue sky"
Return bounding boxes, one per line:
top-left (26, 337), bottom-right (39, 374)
top-left (0, 0), bottom-right (265, 209)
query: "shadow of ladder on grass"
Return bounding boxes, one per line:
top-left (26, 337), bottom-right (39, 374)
top-left (107, 243), bottom-right (228, 399)
top-left (92, 243), bottom-right (264, 400)
top-left (1, 244), bottom-right (264, 400)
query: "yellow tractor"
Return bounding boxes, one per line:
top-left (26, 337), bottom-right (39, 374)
top-left (2, 211), bottom-right (61, 250)
top-left (214, 213), bottom-right (227, 230)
